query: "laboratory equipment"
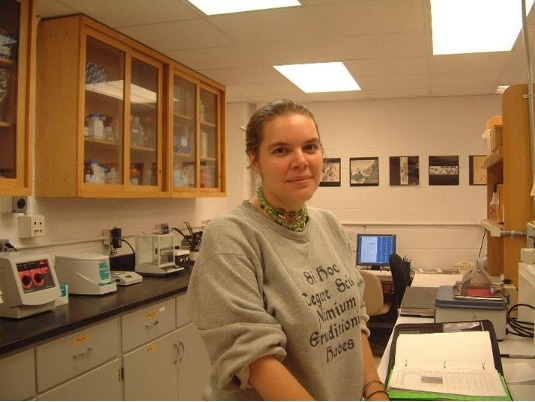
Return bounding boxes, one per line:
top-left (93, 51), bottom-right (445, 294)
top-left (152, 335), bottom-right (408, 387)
top-left (356, 234), bottom-right (396, 269)
top-left (111, 270), bottom-right (143, 286)
top-left (55, 252), bottom-right (117, 295)
top-left (0, 253), bottom-right (61, 318)
top-left (135, 234), bottom-right (181, 275)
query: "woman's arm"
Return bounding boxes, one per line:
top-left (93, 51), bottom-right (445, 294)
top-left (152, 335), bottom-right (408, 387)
top-left (361, 332), bottom-right (389, 400)
top-left (249, 355), bottom-right (315, 401)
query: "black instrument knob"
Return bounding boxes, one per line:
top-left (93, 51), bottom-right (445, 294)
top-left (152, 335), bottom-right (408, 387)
top-left (21, 275), bottom-right (32, 287)
top-left (33, 273), bottom-right (44, 285)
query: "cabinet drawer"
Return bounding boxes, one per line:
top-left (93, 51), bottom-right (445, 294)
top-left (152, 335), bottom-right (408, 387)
top-left (0, 347), bottom-right (36, 400)
top-left (121, 297), bottom-right (176, 352)
top-left (38, 358), bottom-right (122, 401)
top-left (176, 293), bottom-right (192, 328)
top-left (36, 317), bottom-right (120, 392)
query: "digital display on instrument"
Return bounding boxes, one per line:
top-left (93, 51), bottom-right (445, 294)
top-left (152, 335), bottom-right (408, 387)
top-left (16, 259), bottom-right (56, 293)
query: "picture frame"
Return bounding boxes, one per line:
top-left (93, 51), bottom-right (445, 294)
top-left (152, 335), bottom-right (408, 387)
top-left (469, 155), bottom-right (487, 186)
top-left (350, 157), bottom-right (379, 186)
top-left (429, 155), bottom-right (459, 186)
top-left (320, 158), bottom-right (341, 187)
top-left (390, 156), bottom-right (419, 186)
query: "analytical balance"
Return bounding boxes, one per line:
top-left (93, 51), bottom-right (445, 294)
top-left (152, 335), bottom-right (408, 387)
top-left (135, 234), bottom-right (181, 275)
top-left (0, 253), bottom-right (61, 318)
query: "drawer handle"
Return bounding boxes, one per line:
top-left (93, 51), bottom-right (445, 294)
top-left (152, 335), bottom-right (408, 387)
top-left (145, 320), bottom-right (160, 328)
top-left (177, 341), bottom-right (185, 363)
top-left (174, 343), bottom-right (179, 365)
top-left (72, 347), bottom-right (93, 359)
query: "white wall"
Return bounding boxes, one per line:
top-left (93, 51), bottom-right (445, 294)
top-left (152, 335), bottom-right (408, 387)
top-left (305, 95), bottom-right (502, 269)
top-left (1, 94), bottom-right (500, 271)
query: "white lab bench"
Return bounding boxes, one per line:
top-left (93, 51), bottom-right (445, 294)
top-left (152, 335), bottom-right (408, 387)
top-left (377, 273), bottom-right (535, 400)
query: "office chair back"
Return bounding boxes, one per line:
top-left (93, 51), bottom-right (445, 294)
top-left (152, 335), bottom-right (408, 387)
top-left (389, 253), bottom-right (410, 307)
top-left (360, 270), bottom-right (392, 316)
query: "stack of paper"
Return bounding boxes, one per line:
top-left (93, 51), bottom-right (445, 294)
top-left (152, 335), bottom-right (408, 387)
top-left (387, 331), bottom-right (510, 400)
top-left (399, 287), bottom-right (437, 317)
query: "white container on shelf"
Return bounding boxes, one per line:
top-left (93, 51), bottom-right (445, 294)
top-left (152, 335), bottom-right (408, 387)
top-left (88, 114), bottom-right (104, 139)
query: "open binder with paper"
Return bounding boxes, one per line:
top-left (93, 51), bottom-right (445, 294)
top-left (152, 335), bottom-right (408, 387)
top-left (386, 321), bottom-right (511, 400)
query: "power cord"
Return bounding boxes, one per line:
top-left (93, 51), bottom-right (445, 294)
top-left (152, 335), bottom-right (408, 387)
top-left (119, 237), bottom-right (135, 255)
top-left (0, 239), bottom-right (17, 252)
top-left (478, 230), bottom-right (487, 259)
top-left (506, 303), bottom-right (534, 338)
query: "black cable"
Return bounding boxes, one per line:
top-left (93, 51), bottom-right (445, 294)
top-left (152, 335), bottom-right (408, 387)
top-left (506, 303), bottom-right (534, 337)
top-left (119, 237), bottom-right (135, 255)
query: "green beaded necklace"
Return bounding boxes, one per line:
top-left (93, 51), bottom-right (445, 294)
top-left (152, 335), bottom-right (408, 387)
top-left (256, 186), bottom-right (308, 232)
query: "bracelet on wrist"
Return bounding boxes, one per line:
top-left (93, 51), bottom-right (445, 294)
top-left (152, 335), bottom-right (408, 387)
top-left (365, 389), bottom-right (389, 400)
top-left (362, 380), bottom-right (384, 399)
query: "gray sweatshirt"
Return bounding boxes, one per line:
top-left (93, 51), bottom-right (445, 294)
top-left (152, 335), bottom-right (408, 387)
top-left (186, 201), bottom-right (369, 400)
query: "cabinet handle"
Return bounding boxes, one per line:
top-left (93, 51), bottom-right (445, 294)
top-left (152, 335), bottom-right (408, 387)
top-left (174, 343), bottom-right (179, 365)
top-left (72, 347), bottom-right (93, 358)
top-left (177, 341), bottom-right (185, 363)
top-left (145, 320), bottom-right (160, 328)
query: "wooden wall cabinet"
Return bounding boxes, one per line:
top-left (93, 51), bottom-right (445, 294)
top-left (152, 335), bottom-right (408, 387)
top-left (483, 85), bottom-right (534, 286)
top-left (36, 15), bottom-right (226, 198)
top-left (0, 0), bottom-right (36, 196)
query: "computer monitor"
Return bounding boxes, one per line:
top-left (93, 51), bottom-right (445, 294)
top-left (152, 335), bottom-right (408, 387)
top-left (356, 234), bottom-right (396, 269)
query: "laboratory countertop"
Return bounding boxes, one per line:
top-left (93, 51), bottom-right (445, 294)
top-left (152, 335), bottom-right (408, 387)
top-left (0, 271), bottom-right (190, 357)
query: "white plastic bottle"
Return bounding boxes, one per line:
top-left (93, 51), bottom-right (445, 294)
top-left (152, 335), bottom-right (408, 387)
top-left (489, 182), bottom-right (499, 220)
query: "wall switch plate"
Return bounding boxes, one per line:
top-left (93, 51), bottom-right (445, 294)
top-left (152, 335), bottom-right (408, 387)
top-left (18, 215), bottom-right (45, 238)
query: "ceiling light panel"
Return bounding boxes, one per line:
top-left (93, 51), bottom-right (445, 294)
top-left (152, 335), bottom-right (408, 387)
top-left (431, 0), bottom-right (535, 55)
top-left (187, 0), bottom-right (301, 15)
top-left (274, 62), bottom-right (360, 93)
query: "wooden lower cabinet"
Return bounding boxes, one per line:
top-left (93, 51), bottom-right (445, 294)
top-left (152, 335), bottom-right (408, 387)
top-left (38, 358), bottom-right (122, 401)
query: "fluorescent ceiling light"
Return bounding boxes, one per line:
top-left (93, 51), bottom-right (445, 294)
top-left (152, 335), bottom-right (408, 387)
top-left (274, 62), bottom-right (360, 93)
top-left (431, 0), bottom-right (535, 55)
top-left (187, 0), bottom-right (301, 15)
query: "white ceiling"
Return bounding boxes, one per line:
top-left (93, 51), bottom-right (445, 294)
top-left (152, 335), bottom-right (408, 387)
top-left (36, 0), bottom-right (535, 103)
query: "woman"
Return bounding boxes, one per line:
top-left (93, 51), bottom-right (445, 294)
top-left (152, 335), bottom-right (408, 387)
top-left (187, 100), bottom-right (388, 401)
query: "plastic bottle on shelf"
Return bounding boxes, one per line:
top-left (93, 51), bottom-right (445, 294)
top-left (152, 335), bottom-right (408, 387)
top-left (489, 182), bottom-right (500, 220)
top-left (131, 116), bottom-right (144, 146)
top-left (200, 103), bottom-right (205, 121)
top-left (88, 113), bottom-right (104, 139)
top-left (106, 167), bottom-right (118, 184)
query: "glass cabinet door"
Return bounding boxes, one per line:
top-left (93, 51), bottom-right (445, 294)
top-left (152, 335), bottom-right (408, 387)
top-left (130, 57), bottom-right (158, 187)
top-left (0, 0), bottom-right (21, 181)
top-left (172, 75), bottom-right (197, 189)
top-left (84, 36), bottom-right (124, 185)
top-left (200, 88), bottom-right (219, 189)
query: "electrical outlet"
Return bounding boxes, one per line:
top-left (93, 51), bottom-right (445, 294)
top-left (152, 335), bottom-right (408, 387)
top-left (18, 215), bottom-right (45, 238)
top-left (103, 228), bottom-right (122, 248)
top-left (156, 223), bottom-right (169, 234)
top-left (103, 229), bottom-right (111, 246)
top-left (1, 196), bottom-right (27, 213)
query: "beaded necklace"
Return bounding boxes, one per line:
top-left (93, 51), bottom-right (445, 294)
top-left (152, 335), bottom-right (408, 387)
top-left (256, 186), bottom-right (308, 232)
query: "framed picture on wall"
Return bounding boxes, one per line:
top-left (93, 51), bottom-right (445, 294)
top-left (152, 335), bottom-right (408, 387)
top-left (390, 156), bottom-right (419, 186)
top-left (320, 158), bottom-right (341, 187)
top-left (350, 157), bottom-right (379, 186)
top-left (469, 155), bottom-right (487, 185)
top-left (429, 155), bottom-right (459, 185)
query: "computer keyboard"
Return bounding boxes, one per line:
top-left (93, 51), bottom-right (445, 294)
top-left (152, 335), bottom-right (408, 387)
top-left (358, 268), bottom-right (392, 277)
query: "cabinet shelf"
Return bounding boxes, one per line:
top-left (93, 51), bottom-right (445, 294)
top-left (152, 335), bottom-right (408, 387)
top-left (201, 156), bottom-right (217, 162)
top-left (84, 137), bottom-right (119, 146)
top-left (201, 121), bottom-right (216, 128)
top-left (131, 144), bottom-right (156, 152)
top-left (0, 121), bottom-right (15, 128)
top-left (173, 112), bottom-right (194, 121)
top-left (483, 147), bottom-right (502, 169)
top-left (480, 219), bottom-right (504, 237)
top-left (0, 56), bottom-right (15, 67)
top-left (174, 152), bottom-right (193, 158)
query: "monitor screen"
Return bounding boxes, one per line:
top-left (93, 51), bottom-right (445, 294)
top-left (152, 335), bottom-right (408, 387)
top-left (356, 234), bottom-right (396, 268)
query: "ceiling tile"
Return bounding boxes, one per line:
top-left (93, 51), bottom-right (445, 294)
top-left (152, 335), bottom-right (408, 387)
top-left (118, 19), bottom-right (233, 51)
top-left (37, 0), bottom-right (78, 18)
top-left (430, 86), bottom-right (496, 97)
top-left (429, 71), bottom-right (501, 88)
top-left (357, 74), bottom-right (428, 90)
top-left (227, 81), bottom-right (304, 97)
top-left (199, 66), bottom-right (284, 85)
top-left (345, 57), bottom-right (427, 77)
top-left (165, 46), bottom-right (256, 70)
top-left (307, 91), bottom-right (367, 102)
top-left (498, 70), bottom-right (528, 85)
top-left (427, 53), bottom-right (510, 74)
top-left (365, 88), bottom-right (429, 99)
top-left (47, 0), bottom-right (201, 27)
top-left (207, 7), bottom-right (324, 44)
top-left (305, 0), bottom-right (424, 38)
top-left (245, 93), bottom-right (314, 104)
top-left (331, 31), bottom-right (427, 59)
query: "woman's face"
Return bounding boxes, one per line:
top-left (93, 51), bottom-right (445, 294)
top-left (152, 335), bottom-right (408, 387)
top-left (250, 114), bottom-right (323, 211)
